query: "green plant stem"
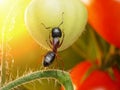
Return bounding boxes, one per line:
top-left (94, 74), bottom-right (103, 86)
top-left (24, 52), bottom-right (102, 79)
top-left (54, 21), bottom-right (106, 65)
top-left (103, 45), bottom-right (115, 68)
top-left (0, 70), bottom-right (74, 90)
top-left (1, 29), bottom-right (7, 87)
top-left (105, 45), bottom-right (115, 63)
top-left (0, 0), bottom-right (20, 87)
top-left (87, 25), bottom-right (102, 66)
top-left (72, 44), bottom-right (88, 59)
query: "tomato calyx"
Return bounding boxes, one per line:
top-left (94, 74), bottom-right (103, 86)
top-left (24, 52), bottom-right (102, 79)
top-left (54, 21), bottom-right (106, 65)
top-left (101, 48), bottom-right (120, 70)
top-left (79, 49), bottom-right (120, 85)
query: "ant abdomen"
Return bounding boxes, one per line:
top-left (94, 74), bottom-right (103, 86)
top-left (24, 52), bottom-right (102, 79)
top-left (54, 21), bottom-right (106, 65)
top-left (43, 51), bottom-right (56, 67)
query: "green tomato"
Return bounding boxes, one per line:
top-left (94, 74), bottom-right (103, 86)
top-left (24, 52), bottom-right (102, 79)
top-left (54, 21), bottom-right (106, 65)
top-left (25, 0), bottom-right (87, 51)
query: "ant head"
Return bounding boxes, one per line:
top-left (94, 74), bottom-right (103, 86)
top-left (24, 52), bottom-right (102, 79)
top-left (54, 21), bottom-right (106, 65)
top-left (52, 27), bottom-right (62, 38)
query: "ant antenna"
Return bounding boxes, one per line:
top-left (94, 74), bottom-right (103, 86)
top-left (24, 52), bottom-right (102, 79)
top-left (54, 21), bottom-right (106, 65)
top-left (42, 12), bottom-right (64, 29)
top-left (41, 23), bottom-right (51, 29)
top-left (57, 12), bottom-right (64, 27)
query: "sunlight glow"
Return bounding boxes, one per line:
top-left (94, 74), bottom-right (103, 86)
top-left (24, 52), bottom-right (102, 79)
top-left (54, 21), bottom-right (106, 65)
top-left (81, 0), bottom-right (93, 5)
top-left (0, 0), bottom-right (3, 4)
top-left (0, 0), bottom-right (38, 59)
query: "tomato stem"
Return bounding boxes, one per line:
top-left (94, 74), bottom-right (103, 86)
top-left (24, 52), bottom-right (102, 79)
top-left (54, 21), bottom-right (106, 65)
top-left (87, 25), bottom-right (102, 66)
top-left (104, 45), bottom-right (115, 65)
top-left (72, 44), bottom-right (89, 59)
top-left (0, 70), bottom-right (74, 90)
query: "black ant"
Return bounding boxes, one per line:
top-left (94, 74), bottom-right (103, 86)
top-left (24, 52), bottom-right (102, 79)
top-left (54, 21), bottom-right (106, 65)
top-left (42, 12), bottom-right (64, 67)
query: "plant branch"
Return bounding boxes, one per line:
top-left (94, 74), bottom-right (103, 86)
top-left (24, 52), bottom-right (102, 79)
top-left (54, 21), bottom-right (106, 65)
top-left (1, 28), bottom-right (7, 87)
top-left (87, 25), bottom-right (102, 66)
top-left (0, 70), bottom-right (74, 90)
top-left (0, 0), bottom-right (22, 87)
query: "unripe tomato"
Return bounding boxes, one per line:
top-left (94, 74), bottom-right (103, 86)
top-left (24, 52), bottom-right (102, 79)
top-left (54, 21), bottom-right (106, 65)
top-left (81, 0), bottom-right (120, 48)
top-left (25, 0), bottom-right (87, 51)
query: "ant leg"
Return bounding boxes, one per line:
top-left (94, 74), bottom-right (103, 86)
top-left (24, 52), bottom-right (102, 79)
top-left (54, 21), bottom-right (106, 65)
top-left (58, 21), bottom-right (63, 27)
top-left (54, 56), bottom-right (59, 69)
top-left (38, 53), bottom-right (46, 69)
top-left (58, 31), bottom-right (65, 48)
top-left (56, 53), bottom-right (64, 70)
top-left (46, 40), bottom-right (52, 49)
top-left (54, 54), bottom-right (60, 69)
top-left (57, 12), bottom-right (64, 27)
top-left (41, 23), bottom-right (51, 29)
top-left (49, 32), bottom-right (53, 45)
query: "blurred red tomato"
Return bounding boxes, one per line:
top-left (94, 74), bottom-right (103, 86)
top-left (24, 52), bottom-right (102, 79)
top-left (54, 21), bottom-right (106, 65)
top-left (113, 67), bottom-right (120, 87)
top-left (70, 61), bottom-right (120, 90)
top-left (81, 0), bottom-right (120, 48)
top-left (69, 61), bottom-right (92, 90)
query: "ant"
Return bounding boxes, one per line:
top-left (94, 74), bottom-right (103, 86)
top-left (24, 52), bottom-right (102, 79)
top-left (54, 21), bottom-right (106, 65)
top-left (42, 12), bottom-right (64, 67)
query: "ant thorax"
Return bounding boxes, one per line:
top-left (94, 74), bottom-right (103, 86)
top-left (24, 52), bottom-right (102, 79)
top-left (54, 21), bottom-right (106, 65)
top-left (53, 37), bottom-right (60, 47)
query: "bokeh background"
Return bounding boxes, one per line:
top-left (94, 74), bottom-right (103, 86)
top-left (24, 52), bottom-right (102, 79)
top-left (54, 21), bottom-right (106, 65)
top-left (0, 0), bottom-right (109, 90)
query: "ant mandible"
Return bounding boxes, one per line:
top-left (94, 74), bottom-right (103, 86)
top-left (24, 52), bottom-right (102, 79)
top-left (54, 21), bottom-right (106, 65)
top-left (42, 12), bottom-right (64, 67)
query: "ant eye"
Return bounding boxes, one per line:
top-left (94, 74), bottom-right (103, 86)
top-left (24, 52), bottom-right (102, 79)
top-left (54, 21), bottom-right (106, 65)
top-left (54, 28), bottom-right (60, 33)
